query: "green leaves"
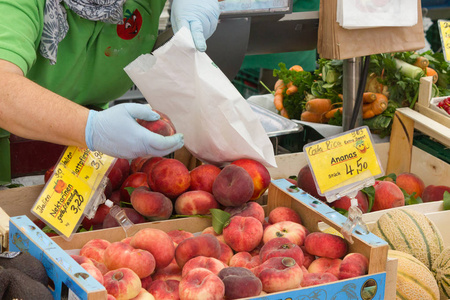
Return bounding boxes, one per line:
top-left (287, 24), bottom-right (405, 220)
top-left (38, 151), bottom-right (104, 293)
top-left (442, 191), bottom-right (450, 210)
top-left (210, 209), bottom-right (231, 235)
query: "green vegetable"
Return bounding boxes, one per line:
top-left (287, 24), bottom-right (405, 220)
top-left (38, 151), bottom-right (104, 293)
top-left (394, 58), bottom-right (425, 79)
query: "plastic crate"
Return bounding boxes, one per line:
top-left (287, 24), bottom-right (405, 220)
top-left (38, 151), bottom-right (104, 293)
top-left (413, 134), bottom-right (450, 164)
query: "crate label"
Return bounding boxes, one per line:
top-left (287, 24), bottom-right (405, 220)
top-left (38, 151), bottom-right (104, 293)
top-left (32, 146), bottom-right (115, 238)
top-left (304, 126), bottom-right (383, 195)
top-left (438, 19), bottom-right (450, 62)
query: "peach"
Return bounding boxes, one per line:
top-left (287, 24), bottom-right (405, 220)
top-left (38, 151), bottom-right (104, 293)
top-left (140, 275), bottom-right (153, 290)
top-left (81, 203), bottom-right (111, 230)
top-left (103, 242), bottom-right (155, 279)
top-left (201, 226), bottom-right (225, 244)
top-left (108, 158), bottom-right (130, 191)
top-left (181, 256), bottom-right (227, 277)
top-left (174, 190), bottom-right (219, 215)
top-left (103, 267), bottom-right (142, 300)
top-left (92, 259), bottom-right (109, 275)
top-left (114, 158), bottom-right (130, 179)
top-left (151, 258), bottom-right (182, 281)
top-left (301, 246), bottom-right (316, 269)
top-left (130, 288), bottom-right (155, 300)
top-left (70, 254), bottom-right (94, 265)
top-left (212, 164), bottom-right (254, 207)
top-left (307, 257), bottom-right (342, 278)
top-left (147, 279), bottom-right (180, 300)
top-left (130, 187), bottom-right (173, 221)
top-left (189, 164), bottom-right (222, 193)
top-left (231, 158), bottom-right (271, 200)
top-left (259, 237), bottom-right (304, 267)
top-left (130, 156), bottom-right (152, 174)
top-left (396, 172), bottom-right (425, 199)
top-left (301, 272), bottom-right (339, 287)
top-left (371, 180), bottom-right (405, 211)
top-left (179, 268), bottom-right (225, 300)
top-left (109, 190), bottom-right (122, 206)
top-left (130, 228), bottom-right (175, 269)
top-left (107, 295), bottom-right (117, 300)
top-left (137, 109), bottom-right (176, 137)
top-left (102, 207), bottom-right (146, 229)
top-left (268, 206), bottom-right (302, 224)
top-left (229, 252), bottom-right (261, 269)
top-left (338, 252), bottom-right (369, 280)
top-left (223, 216), bottom-right (263, 252)
top-left (218, 241), bottom-right (234, 265)
top-left (79, 239), bottom-right (111, 264)
top-left (140, 156), bottom-right (166, 191)
top-left (150, 158), bottom-right (191, 199)
top-left (330, 190), bottom-right (369, 213)
top-left (81, 263), bottom-right (104, 285)
top-left (224, 201), bottom-right (265, 224)
top-left (422, 185), bottom-right (450, 202)
top-left (167, 229), bottom-right (194, 246)
top-left (263, 221), bottom-right (309, 246)
top-left (297, 165), bottom-right (327, 202)
top-left (304, 232), bottom-right (348, 259)
top-left (252, 257), bottom-right (303, 293)
top-left (120, 172), bottom-right (149, 203)
top-left (175, 233), bottom-right (221, 268)
top-left (218, 267), bottom-right (263, 299)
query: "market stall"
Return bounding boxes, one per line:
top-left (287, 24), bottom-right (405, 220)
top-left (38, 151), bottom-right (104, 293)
top-left (1, 0), bottom-right (450, 300)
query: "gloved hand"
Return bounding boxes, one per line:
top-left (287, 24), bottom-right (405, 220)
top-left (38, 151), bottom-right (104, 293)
top-left (85, 103), bottom-right (184, 159)
top-left (171, 0), bottom-right (220, 51)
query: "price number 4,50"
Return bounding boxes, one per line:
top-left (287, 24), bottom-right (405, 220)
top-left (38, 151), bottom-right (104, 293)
top-left (345, 157), bottom-right (368, 176)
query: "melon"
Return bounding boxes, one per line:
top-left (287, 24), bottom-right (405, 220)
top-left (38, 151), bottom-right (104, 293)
top-left (389, 250), bottom-right (440, 300)
top-left (431, 247), bottom-right (450, 299)
top-left (371, 208), bottom-right (444, 269)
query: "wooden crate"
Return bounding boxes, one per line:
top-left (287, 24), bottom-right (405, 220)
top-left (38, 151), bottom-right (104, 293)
top-left (9, 181), bottom-right (391, 300)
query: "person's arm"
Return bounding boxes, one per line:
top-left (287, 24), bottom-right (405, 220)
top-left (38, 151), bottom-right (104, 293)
top-left (0, 59), bottom-right (89, 148)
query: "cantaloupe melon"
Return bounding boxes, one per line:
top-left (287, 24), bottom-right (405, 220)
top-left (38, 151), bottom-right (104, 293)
top-left (371, 208), bottom-right (444, 269)
top-left (389, 250), bottom-right (440, 300)
top-left (431, 247), bottom-right (450, 300)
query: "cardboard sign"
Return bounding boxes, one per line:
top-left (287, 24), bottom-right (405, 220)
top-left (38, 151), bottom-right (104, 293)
top-left (303, 126), bottom-right (383, 200)
top-left (31, 147), bottom-right (115, 239)
top-left (438, 19), bottom-right (450, 62)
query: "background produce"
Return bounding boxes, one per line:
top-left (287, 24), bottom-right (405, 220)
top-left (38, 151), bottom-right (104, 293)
top-left (268, 51), bottom-right (450, 137)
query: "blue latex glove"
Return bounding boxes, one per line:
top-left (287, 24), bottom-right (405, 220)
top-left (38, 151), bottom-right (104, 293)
top-left (171, 0), bottom-right (220, 51)
top-left (85, 103), bottom-right (184, 159)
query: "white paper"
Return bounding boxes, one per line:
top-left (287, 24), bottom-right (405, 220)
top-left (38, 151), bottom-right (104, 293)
top-left (337, 0), bottom-right (418, 29)
top-left (124, 27), bottom-right (277, 168)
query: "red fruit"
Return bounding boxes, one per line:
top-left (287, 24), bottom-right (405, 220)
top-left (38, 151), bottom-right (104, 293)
top-left (120, 172), bottom-right (148, 203)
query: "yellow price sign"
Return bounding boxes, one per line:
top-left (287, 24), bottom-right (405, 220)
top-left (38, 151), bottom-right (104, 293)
top-left (438, 19), bottom-right (450, 62)
top-left (32, 146), bottom-right (116, 239)
top-left (304, 127), bottom-right (383, 196)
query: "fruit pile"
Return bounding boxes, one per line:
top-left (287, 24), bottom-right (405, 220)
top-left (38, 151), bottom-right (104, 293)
top-left (72, 204), bottom-right (370, 300)
top-left (289, 164), bottom-right (450, 215)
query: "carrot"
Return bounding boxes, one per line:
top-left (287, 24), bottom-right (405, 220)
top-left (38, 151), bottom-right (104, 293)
top-left (280, 108), bottom-right (289, 119)
top-left (289, 65), bottom-right (303, 72)
top-left (274, 79), bottom-right (285, 91)
top-left (273, 93), bottom-right (284, 111)
top-left (285, 82), bottom-right (298, 95)
top-left (362, 94), bottom-right (388, 119)
top-left (324, 107), bottom-right (343, 120)
top-left (426, 67), bottom-right (438, 84)
top-left (413, 56), bottom-right (429, 70)
top-left (300, 111), bottom-right (323, 123)
top-left (363, 92), bottom-right (377, 104)
top-left (305, 98), bottom-right (332, 114)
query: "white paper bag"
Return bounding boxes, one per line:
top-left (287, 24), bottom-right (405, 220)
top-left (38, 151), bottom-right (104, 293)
top-left (337, 0), bottom-right (418, 29)
top-left (124, 27), bottom-right (277, 168)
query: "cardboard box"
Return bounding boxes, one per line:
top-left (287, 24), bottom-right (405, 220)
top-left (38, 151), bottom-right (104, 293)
top-left (9, 180), bottom-right (390, 300)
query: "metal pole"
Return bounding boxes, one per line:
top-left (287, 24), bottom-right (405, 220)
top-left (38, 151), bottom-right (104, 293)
top-left (342, 57), bottom-right (363, 131)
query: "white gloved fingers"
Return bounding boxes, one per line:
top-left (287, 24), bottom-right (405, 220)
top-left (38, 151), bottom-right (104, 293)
top-left (143, 133), bottom-right (185, 157)
top-left (123, 103), bottom-right (160, 121)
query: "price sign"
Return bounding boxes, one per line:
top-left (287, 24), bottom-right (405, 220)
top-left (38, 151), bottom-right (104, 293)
top-left (438, 19), bottom-right (450, 62)
top-left (303, 126), bottom-right (383, 199)
top-left (32, 146), bottom-right (115, 239)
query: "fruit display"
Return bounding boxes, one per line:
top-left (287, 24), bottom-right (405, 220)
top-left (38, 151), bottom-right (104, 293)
top-left (71, 200), bottom-right (372, 300)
